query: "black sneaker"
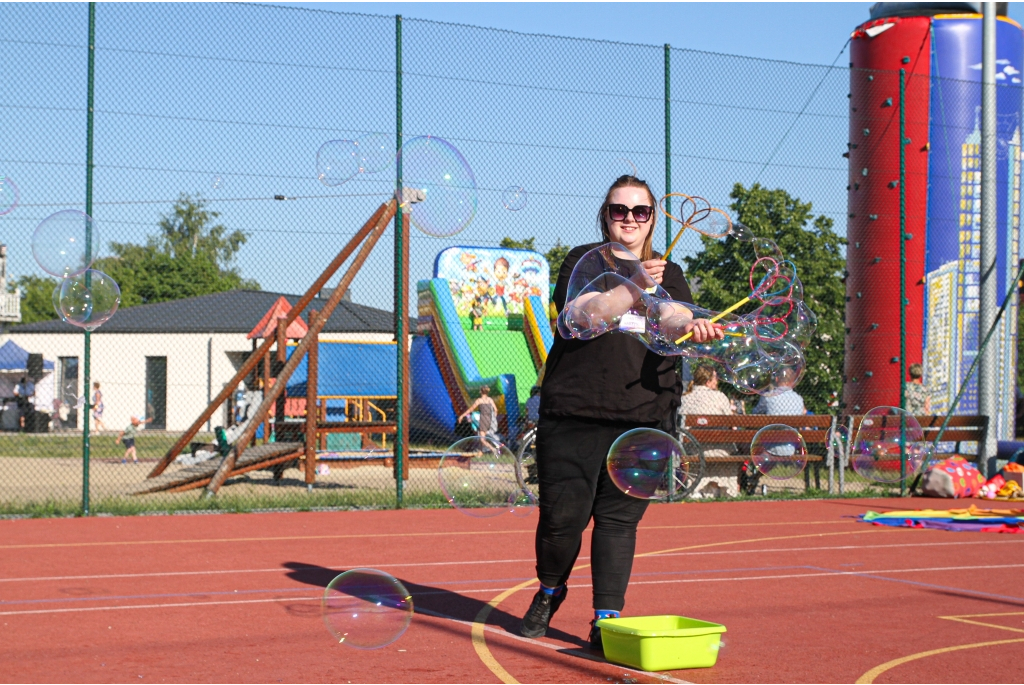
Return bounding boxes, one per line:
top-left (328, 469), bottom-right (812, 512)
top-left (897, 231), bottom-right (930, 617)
top-left (519, 587), bottom-right (567, 638)
top-left (588, 619), bottom-right (603, 650)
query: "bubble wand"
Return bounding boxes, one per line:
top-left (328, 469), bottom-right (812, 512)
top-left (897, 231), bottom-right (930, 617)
top-left (658, 193), bottom-right (730, 261)
top-left (675, 257), bottom-right (795, 344)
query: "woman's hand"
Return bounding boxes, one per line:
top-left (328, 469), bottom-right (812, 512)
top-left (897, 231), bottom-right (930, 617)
top-left (681, 319), bottom-right (725, 343)
top-left (642, 259), bottom-right (667, 284)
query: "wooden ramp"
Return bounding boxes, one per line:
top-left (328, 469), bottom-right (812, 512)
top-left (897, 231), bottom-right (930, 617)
top-left (132, 443), bottom-right (304, 495)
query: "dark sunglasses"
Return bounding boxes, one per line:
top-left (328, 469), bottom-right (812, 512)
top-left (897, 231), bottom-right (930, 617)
top-left (607, 203), bottom-right (654, 223)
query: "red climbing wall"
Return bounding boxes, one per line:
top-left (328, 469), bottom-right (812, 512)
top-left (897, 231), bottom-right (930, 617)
top-left (844, 16), bottom-right (931, 413)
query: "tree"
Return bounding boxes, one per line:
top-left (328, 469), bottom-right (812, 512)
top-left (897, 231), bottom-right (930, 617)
top-left (682, 183), bottom-right (846, 414)
top-left (500, 236), bottom-right (570, 284)
top-left (94, 194), bottom-right (258, 307)
top-left (7, 274), bottom-right (60, 324)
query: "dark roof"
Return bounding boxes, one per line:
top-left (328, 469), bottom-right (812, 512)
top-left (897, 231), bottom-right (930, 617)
top-left (10, 290), bottom-right (400, 335)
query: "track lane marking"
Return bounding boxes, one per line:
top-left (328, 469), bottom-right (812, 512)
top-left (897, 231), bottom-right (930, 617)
top-left (3, 537), bottom-right (1017, 584)
top-left (0, 518), bottom-right (855, 550)
top-left (472, 527), bottom-right (894, 684)
top-left (855, 638), bottom-right (1024, 683)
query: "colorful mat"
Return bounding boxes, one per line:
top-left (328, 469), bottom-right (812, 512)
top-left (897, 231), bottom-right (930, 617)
top-left (858, 506), bottom-right (1024, 534)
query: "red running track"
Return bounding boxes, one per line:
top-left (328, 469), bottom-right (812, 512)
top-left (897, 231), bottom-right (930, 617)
top-left (1, 497), bottom-right (1022, 683)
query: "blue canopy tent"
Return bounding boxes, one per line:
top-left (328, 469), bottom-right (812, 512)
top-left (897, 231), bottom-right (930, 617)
top-left (0, 340), bottom-right (54, 373)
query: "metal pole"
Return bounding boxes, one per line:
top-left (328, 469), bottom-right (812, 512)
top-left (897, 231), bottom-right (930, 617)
top-left (899, 68), bottom-right (908, 495)
top-left (82, 2), bottom-right (96, 516)
top-left (206, 336), bottom-right (212, 432)
top-left (980, 1), bottom-right (999, 478)
top-left (394, 14), bottom-right (406, 508)
top-left (664, 43), bottom-right (672, 258)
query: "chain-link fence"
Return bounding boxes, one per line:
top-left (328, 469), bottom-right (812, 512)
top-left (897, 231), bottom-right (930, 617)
top-left (7, 3), bottom-right (1005, 517)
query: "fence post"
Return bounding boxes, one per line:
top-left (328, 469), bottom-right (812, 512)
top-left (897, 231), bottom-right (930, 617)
top-left (82, 1), bottom-right (96, 516)
top-left (394, 14), bottom-right (407, 509)
top-left (899, 67), bottom-right (908, 495)
top-left (663, 43), bottom-right (672, 257)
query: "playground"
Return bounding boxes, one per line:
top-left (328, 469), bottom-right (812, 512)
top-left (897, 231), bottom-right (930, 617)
top-left (2, 497), bottom-right (1021, 683)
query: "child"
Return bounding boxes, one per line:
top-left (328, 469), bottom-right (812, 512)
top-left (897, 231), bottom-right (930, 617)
top-left (117, 416), bottom-right (143, 464)
top-left (470, 298), bottom-right (485, 331)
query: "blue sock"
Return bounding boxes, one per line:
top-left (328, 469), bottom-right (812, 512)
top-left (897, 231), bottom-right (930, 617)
top-left (595, 609), bottom-right (620, 620)
top-left (540, 583), bottom-right (565, 597)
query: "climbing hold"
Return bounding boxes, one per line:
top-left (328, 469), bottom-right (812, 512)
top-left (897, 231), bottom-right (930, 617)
top-left (873, 256), bottom-right (881, 263)
top-left (843, 152), bottom-right (850, 158)
top-left (871, 323), bottom-right (879, 329)
top-left (902, 56), bottom-right (910, 64)
top-left (855, 242), bottom-right (861, 248)
top-left (862, 168), bottom-right (869, 176)
top-left (856, 292), bottom-right (862, 298)
top-left (904, 233), bottom-right (913, 240)
top-left (882, 97), bottom-right (893, 107)
top-left (863, 128), bottom-right (871, 136)
top-left (867, 75), bottom-right (874, 81)
top-left (869, 214), bottom-right (878, 220)
top-left (849, 213), bottom-right (856, 218)
top-left (854, 183), bottom-right (860, 190)
top-left (888, 180), bottom-right (899, 189)
top-left (890, 357), bottom-right (899, 363)
top-left (865, 371), bottom-right (873, 377)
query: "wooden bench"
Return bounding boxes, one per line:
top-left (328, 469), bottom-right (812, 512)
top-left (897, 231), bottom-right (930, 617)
top-left (842, 414), bottom-right (989, 489)
top-left (679, 414), bottom-right (838, 496)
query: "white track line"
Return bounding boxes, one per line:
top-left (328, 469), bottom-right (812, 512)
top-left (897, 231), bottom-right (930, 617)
top-left (2, 538), bottom-right (1019, 584)
top-left (3, 563), bottom-right (1021, 617)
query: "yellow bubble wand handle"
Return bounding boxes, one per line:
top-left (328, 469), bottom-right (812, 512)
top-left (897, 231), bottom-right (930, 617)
top-left (662, 224), bottom-right (687, 262)
top-left (674, 296), bottom-right (750, 344)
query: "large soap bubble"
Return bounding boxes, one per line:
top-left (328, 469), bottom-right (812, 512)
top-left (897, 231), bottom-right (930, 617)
top-left (32, 210), bottom-right (99, 278)
top-left (606, 428), bottom-right (703, 501)
top-left (850, 406), bottom-right (929, 484)
top-left (321, 568), bottom-right (413, 649)
top-left (316, 139), bottom-right (360, 187)
top-left (58, 270), bottom-right (121, 331)
top-left (438, 435), bottom-right (520, 516)
top-left (0, 176), bottom-right (19, 215)
top-left (750, 424), bottom-right (807, 480)
top-left (556, 238), bottom-right (811, 397)
top-left (398, 136), bottom-right (477, 237)
top-left (354, 132), bottom-right (393, 174)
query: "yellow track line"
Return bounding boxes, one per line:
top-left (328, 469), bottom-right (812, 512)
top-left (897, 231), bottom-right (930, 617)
top-left (855, 638), bottom-right (1024, 684)
top-left (472, 527), bottom-right (892, 684)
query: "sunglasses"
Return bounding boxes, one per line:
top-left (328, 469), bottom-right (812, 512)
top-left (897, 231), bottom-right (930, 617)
top-left (607, 203), bottom-right (654, 223)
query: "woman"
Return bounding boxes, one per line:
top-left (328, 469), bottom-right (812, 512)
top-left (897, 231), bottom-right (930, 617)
top-left (521, 175), bottom-right (723, 648)
top-left (679, 365), bottom-right (740, 497)
top-left (91, 381), bottom-right (106, 432)
top-left (678, 365), bottom-right (732, 417)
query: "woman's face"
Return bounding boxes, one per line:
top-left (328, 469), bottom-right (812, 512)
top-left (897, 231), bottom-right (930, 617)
top-left (708, 371), bottom-right (719, 390)
top-left (605, 186), bottom-right (653, 256)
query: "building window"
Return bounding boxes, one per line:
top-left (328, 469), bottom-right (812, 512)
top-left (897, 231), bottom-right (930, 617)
top-left (145, 357), bottom-right (167, 430)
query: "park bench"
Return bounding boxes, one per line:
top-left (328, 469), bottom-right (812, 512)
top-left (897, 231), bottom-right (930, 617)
top-left (842, 414), bottom-right (989, 490)
top-left (679, 414), bottom-right (838, 497)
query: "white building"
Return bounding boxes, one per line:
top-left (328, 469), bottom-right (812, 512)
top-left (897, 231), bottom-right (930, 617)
top-left (2, 290), bottom-right (395, 432)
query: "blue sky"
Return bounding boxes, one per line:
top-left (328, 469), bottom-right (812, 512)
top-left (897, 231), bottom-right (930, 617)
top-left (2, 2), bottom-right (1013, 315)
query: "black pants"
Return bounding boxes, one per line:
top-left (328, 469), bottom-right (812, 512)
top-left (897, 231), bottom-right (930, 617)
top-left (534, 415), bottom-right (653, 612)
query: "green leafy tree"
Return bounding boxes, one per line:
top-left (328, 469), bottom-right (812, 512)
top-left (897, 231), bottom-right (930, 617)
top-left (682, 183), bottom-right (846, 414)
top-left (7, 274), bottom-right (60, 324)
top-left (94, 194), bottom-right (258, 307)
top-left (499, 236), bottom-right (570, 284)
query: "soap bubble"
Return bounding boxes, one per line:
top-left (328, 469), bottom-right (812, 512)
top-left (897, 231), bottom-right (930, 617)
top-left (58, 269), bottom-right (121, 331)
top-left (556, 240), bottom-right (810, 397)
top-left (0, 176), bottom-right (19, 215)
top-left (51, 283), bottom-right (67, 322)
top-left (316, 139), bottom-right (360, 187)
top-left (321, 568), bottom-right (413, 649)
top-left (354, 132), bottom-right (393, 174)
top-left (750, 425), bottom-right (807, 480)
top-left (438, 435), bottom-right (519, 516)
top-left (606, 428), bottom-right (701, 501)
top-left (399, 136), bottom-right (477, 237)
top-left (211, 175), bottom-right (223, 190)
top-left (32, 210), bottom-right (99, 278)
top-left (850, 406), bottom-right (929, 484)
top-left (502, 186), bottom-right (527, 211)
top-left (507, 489), bottom-right (538, 518)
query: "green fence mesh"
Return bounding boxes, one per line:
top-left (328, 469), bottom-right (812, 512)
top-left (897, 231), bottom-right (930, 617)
top-left (0, 3), bottom-right (961, 517)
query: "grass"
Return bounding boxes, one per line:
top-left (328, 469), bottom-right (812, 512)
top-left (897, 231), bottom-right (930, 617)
top-left (0, 488), bottom-right (452, 518)
top-left (0, 432), bottom-right (216, 459)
